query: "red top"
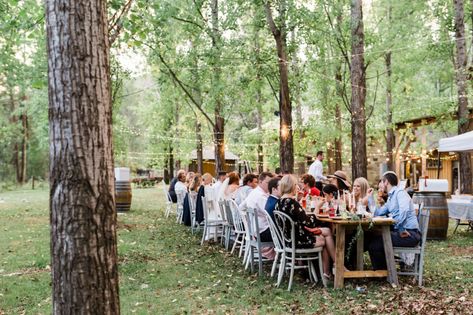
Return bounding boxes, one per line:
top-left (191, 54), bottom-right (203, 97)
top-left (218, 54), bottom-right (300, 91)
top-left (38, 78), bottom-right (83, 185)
top-left (304, 187), bottom-right (320, 197)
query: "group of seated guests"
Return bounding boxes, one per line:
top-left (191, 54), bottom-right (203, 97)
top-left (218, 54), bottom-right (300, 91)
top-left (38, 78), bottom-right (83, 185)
top-left (168, 168), bottom-right (420, 278)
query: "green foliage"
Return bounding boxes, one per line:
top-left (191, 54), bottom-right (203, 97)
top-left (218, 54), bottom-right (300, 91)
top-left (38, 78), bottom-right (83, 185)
top-left (0, 0), bottom-right (47, 183)
top-left (1, 0), bottom-right (470, 179)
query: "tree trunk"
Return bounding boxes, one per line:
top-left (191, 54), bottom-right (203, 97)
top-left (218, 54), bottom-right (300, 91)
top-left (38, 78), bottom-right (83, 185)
top-left (334, 103), bottom-right (343, 171)
top-left (8, 91), bottom-right (21, 184)
top-left (385, 51), bottom-right (395, 171)
top-left (277, 37), bottom-right (294, 174)
top-left (19, 113), bottom-right (28, 184)
top-left (211, 0), bottom-right (226, 173)
top-left (454, 0), bottom-right (472, 193)
top-left (334, 64), bottom-right (344, 171)
top-left (254, 28), bottom-right (264, 173)
top-left (265, 1), bottom-right (294, 173)
top-left (196, 122), bottom-right (203, 174)
top-left (46, 0), bottom-right (120, 312)
top-left (327, 145), bottom-right (335, 174)
top-left (174, 103), bottom-right (181, 171)
top-left (350, 0), bottom-right (367, 179)
top-left (214, 116), bottom-right (225, 172)
top-left (169, 145), bottom-right (174, 178)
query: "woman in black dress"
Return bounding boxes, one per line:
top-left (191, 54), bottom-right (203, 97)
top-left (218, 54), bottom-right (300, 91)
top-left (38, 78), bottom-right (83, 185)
top-left (275, 174), bottom-right (337, 278)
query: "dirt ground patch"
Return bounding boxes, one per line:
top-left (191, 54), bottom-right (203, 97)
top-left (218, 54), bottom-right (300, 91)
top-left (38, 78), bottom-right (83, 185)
top-left (448, 244), bottom-right (473, 256)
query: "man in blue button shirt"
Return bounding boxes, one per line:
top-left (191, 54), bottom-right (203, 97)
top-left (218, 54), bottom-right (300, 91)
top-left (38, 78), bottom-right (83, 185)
top-left (264, 176), bottom-right (282, 221)
top-left (368, 171), bottom-right (421, 270)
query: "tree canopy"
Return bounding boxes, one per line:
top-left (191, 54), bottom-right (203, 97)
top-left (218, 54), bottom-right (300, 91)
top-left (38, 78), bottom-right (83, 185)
top-left (1, 0), bottom-right (470, 184)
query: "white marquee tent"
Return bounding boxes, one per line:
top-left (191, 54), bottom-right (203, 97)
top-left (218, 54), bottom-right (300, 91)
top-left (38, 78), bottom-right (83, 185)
top-left (438, 130), bottom-right (473, 152)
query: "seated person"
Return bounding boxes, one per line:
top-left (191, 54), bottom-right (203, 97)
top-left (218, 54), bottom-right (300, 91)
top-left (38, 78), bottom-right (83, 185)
top-left (352, 177), bottom-right (375, 212)
top-left (264, 176), bottom-right (281, 221)
top-left (239, 172), bottom-right (274, 242)
top-left (327, 170), bottom-right (351, 198)
top-left (235, 173), bottom-right (258, 205)
top-left (217, 171), bottom-right (240, 200)
top-left (367, 171), bottom-right (421, 270)
top-left (376, 179), bottom-right (388, 206)
top-left (168, 169), bottom-right (186, 203)
top-left (315, 184), bottom-right (339, 214)
top-left (174, 171), bottom-right (188, 198)
top-left (301, 174), bottom-right (321, 197)
top-left (212, 171), bottom-right (227, 197)
top-left (275, 174), bottom-right (337, 278)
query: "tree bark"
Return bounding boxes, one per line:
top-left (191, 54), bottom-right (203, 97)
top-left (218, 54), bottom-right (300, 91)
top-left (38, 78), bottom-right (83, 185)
top-left (46, 0), bottom-right (120, 313)
top-left (265, 1), bottom-right (294, 173)
top-left (196, 122), bottom-right (203, 174)
top-left (214, 116), bottom-right (225, 172)
top-left (174, 102), bottom-right (181, 171)
top-left (211, 0), bottom-right (226, 173)
top-left (8, 90), bottom-right (21, 184)
top-left (169, 145), bottom-right (174, 178)
top-left (385, 51), bottom-right (395, 171)
top-left (255, 28), bottom-right (264, 173)
top-left (334, 103), bottom-right (343, 171)
top-left (350, 0), bottom-right (368, 179)
top-left (19, 113), bottom-right (28, 184)
top-left (454, 0), bottom-right (472, 193)
top-left (334, 62), bottom-right (344, 171)
top-left (384, 3), bottom-right (395, 171)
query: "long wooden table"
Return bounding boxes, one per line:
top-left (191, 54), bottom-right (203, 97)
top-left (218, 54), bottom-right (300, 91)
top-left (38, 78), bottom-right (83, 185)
top-left (318, 216), bottom-right (399, 289)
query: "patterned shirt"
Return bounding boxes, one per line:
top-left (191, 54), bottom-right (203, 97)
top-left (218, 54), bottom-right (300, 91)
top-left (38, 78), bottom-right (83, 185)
top-left (275, 198), bottom-right (321, 248)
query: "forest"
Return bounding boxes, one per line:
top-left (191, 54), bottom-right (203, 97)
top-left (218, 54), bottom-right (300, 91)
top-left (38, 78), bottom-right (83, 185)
top-left (2, 0), bottom-right (471, 187)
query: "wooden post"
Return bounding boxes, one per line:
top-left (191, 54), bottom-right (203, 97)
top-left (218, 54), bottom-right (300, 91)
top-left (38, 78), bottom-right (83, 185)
top-left (381, 225), bottom-right (399, 285)
top-left (437, 151), bottom-right (441, 179)
top-left (395, 130), bottom-right (401, 176)
top-left (356, 230), bottom-right (364, 271)
top-left (334, 225), bottom-right (346, 289)
top-left (421, 128), bottom-right (427, 178)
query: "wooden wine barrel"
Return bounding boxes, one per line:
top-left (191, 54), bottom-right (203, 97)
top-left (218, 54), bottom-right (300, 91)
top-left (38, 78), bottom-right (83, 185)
top-left (115, 180), bottom-right (132, 212)
top-left (412, 191), bottom-right (448, 240)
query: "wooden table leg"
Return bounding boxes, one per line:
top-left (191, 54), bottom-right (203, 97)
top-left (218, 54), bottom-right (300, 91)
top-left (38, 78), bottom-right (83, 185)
top-left (334, 225), bottom-right (346, 289)
top-left (356, 230), bottom-right (364, 271)
top-left (381, 225), bottom-right (398, 286)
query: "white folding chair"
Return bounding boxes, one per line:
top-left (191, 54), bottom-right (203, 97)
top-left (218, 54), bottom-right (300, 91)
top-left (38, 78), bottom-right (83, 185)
top-left (200, 196), bottom-right (225, 245)
top-left (274, 210), bottom-right (326, 291)
top-left (263, 211), bottom-right (285, 278)
top-left (228, 200), bottom-right (246, 256)
top-left (394, 207), bottom-right (430, 286)
top-left (164, 191), bottom-right (174, 218)
top-left (176, 191), bottom-right (186, 224)
top-left (218, 200), bottom-right (231, 248)
top-left (188, 191), bottom-right (200, 234)
top-left (245, 207), bottom-right (274, 277)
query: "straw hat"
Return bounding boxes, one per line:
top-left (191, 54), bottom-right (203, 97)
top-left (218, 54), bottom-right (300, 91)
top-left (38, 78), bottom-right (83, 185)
top-left (327, 170), bottom-right (351, 188)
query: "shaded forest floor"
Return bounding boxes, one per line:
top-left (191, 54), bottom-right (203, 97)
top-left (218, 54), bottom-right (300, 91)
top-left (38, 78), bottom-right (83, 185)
top-left (0, 185), bottom-right (472, 314)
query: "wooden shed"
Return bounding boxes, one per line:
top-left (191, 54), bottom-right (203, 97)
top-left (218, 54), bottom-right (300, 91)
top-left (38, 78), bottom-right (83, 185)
top-left (188, 147), bottom-right (239, 176)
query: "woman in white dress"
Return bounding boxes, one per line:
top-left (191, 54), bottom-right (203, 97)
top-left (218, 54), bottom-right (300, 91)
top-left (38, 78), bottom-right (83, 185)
top-left (218, 172), bottom-right (240, 201)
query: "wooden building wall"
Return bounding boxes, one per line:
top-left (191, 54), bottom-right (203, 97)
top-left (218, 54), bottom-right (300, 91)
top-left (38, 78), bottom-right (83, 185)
top-left (426, 159), bottom-right (453, 192)
top-left (188, 160), bottom-right (237, 177)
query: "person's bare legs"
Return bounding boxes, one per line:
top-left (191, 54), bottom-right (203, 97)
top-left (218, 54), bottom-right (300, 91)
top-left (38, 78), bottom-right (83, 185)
top-left (322, 247), bottom-right (331, 275)
top-left (320, 227), bottom-right (336, 262)
top-left (314, 235), bottom-right (330, 275)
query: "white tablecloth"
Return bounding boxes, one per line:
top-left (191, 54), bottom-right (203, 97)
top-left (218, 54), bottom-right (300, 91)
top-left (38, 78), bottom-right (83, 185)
top-left (447, 200), bottom-right (473, 220)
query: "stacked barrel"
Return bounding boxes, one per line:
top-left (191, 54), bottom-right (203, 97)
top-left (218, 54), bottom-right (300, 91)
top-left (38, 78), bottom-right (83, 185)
top-left (115, 167), bottom-right (132, 212)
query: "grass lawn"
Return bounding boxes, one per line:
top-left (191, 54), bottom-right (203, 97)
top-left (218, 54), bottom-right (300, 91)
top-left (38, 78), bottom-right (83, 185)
top-left (1, 185), bottom-right (472, 314)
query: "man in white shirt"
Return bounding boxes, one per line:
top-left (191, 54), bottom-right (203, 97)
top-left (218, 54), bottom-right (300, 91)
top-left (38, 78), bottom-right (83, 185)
top-left (239, 172), bottom-right (274, 241)
top-left (308, 151), bottom-right (326, 191)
